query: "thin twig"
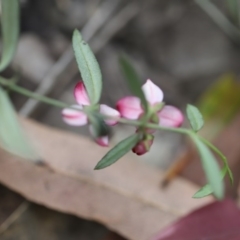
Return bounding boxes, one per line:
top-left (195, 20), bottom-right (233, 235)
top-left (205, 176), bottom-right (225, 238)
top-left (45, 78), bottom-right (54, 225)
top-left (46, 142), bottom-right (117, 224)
top-left (0, 201), bottom-right (29, 235)
top-left (195, 0), bottom-right (240, 42)
top-left (91, 2), bottom-right (139, 52)
top-left (19, 0), bottom-right (121, 117)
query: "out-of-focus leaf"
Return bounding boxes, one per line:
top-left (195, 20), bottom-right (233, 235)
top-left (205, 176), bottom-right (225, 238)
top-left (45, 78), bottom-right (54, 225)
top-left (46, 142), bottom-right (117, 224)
top-left (191, 136), bottom-right (223, 199)
top-left (186, 104), bottom-right (204, 132)
top-left (95, 134), bottom-right (141, 170)
top-left (0, 84), bottom-right (38, 160)
top-left (193, 166), bottom-right (227, 198)
top-left (0, 117), bottom-right (212, 240)
top-left (88, 113), bottom-right (110, 138)
top-left (72, 29), bottom-right (102, 105)
top-left (0, 0), bottom-right (19, 72)
top-left (119, 54), bottom-right (149, 112)
top-left (153, 199), bottom-right (240, 240)
top-left (197, 74), bottom-right (240, 140)
top-left (226, 0), bottom-right (240, 24)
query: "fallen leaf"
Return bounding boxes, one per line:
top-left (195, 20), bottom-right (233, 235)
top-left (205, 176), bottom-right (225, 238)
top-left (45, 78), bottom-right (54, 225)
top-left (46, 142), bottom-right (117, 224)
top-left (153, 199), bottom-right (240, 240)
top-left (0, 117), bottom-right (212, 240)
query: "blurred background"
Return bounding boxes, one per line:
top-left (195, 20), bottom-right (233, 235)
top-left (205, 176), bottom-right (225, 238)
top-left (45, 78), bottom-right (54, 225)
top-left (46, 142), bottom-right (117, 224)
top-left (1, 0), bottom-right (240, 239)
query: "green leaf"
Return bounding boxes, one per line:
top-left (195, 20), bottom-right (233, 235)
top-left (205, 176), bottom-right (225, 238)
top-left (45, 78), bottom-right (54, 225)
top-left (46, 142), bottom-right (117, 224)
top-left (193, 166), bottom-right (227, 198)
top-left (191, 135), bottom-right (224, 199)
top-left (94, 134), bottom-right (141, 170)
top-left (0, 85), bottom-right (38, 160)
top-left (200, 137), bottom-right (234, 184)
top-left (227, 167), bottom-right (234, 185)
top-left (226, 0), bottom-right (240, 23)
top-left (186, 104), bottom-right (204, 132)
top-left (88, 112), bottom-right (110, 138)
top-left (119, 54), bottom-right (148, 112)
top-left (72, 29), bottom-right (102, 105)
top-left (0, 0), bottom-right (19, 71)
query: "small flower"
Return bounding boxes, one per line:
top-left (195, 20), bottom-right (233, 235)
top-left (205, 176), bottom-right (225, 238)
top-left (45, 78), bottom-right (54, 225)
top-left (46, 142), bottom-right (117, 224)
top-left (132, 134), bottom-right (154, 155)
top-left (116, 79), bottom-right (184, 127)
top-left (62, 81), bottom-right (120, 147)
top-left (116, 79), bottom-right (184, 155)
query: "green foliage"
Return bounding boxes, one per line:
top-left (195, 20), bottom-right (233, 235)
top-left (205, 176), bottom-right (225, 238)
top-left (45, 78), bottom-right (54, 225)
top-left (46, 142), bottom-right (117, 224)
top-left (95, 134), bottom-right (141, 170)
top-left (119, 54), bottom-right (148, 112)
top-left (198, 74), bottom-right (240, 123)
top-left (72, 30), bottom-right (102, 105)
top-left (0, 0), bottom-right (19, 71)
top-left (186, 104), bottom-right (204, 132)
top-left (0, 84), bottom-right (38, 160)
top-left (193, 167), bottom-right (227, 198)
top-left (191, 135), bottom-right (224, 199)
top-left (200, 137), bottom-right (233, 184)
top-left (226, 0), bottom-right (240, 24)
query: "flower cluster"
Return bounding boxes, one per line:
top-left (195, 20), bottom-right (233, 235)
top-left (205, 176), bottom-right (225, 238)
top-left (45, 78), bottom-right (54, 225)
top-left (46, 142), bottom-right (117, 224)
top-left (62, 79), bottom-right (184, 155)
top-left (62, 82), bottom-right (120, 147)
top-left (117, 79), bottom-right (184, 155)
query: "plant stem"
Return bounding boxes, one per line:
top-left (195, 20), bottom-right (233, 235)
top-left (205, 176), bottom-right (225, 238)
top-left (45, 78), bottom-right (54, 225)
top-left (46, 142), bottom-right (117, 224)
top-left (0, 77), bottom-right (70, 109)
top-left (117, 118), bottom-right (191, 135)
top-left (0, 76), bottom-right (195, 138)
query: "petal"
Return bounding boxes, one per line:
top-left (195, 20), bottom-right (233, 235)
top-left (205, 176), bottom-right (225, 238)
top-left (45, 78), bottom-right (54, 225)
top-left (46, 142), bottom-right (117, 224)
top-left (74, 81), bottom-right (90, 105)
top-left (89, 125), bottom-right (109, 147)
top-left (95, 136), bottom-right (109, 147)
top-left (116, 96), bottom-right (143, 120)
top-left (142, 79), bottom-right (164, 105)
top-left (158, 105), bottom-right (184, 128)
top-left (62, 105), bottom-right (88, 126)
top-left (100, 104), bottom-right (120, 126)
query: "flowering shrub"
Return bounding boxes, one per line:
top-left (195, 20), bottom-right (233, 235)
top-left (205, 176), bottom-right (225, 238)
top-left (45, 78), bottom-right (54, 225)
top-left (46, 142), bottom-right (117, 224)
top-left (62, 29), bottom-right (233, 200)
top-left (0, 0), bottom-right (233, 201)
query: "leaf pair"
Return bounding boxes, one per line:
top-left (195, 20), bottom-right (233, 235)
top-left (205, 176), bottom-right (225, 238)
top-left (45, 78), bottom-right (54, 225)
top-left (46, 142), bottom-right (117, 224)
top-left (94, 55), bottom-right (149, 169)
top-left (186, 104), bottom-right (233, 199)
top-left (73, 37), bottom-right (148, 168)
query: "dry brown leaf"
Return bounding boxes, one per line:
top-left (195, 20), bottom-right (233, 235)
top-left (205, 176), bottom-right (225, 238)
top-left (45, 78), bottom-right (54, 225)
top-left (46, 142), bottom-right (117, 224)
top-left (0, 118), bottom-right (212, 240)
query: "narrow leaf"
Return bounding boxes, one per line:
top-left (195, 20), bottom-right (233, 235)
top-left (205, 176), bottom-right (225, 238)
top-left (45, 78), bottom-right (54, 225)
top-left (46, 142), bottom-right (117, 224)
top-left (191, 136), bottom-right (224, 199)
top-left (200, 137), bottom-right (234, 184)
top-left (119, 54), bottom-right (148, 111)
top-left (193, 167), bottom-right (227, 198)
top-left (0, 0), bottom-right (19, 71)
top-left (72, 29), bottom-right (102, 105)
top-left (95, 134), bottom-right (141, 170)
top-left (186, 104), bottom-right (204, 132)
top-left (0, 84), bottom-right (38, 160)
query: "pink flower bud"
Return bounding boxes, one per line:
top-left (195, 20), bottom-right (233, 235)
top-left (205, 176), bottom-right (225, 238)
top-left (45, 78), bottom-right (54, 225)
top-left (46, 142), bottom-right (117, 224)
top-left (132, 134), bottom-right (154, 156)
top-left (62, 81), bottom-right (120, 148)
